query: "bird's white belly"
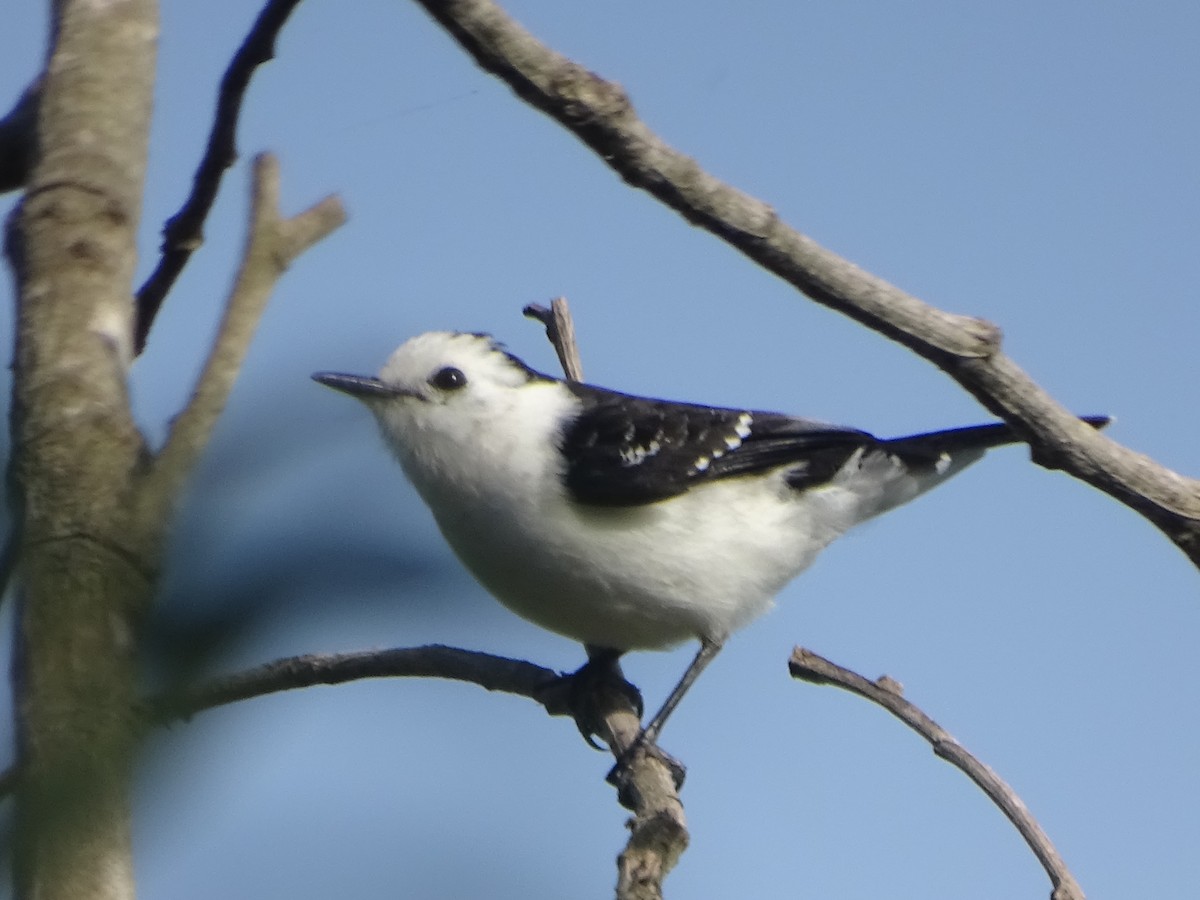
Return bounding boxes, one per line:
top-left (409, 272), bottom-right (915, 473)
top-left (424, 473), bottom-right (847, 651)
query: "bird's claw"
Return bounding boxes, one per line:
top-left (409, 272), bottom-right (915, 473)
top-left (606, 737), bottom-right (687, 807)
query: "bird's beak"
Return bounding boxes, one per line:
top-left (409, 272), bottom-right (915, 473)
top-left (312, 372), bottom-right (417, 400)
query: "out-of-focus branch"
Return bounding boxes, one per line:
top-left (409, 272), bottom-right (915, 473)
top-left (0, 80), bottom-right (39, 194)
top-left (138, 153), bottom-right (344, 526)
top-left (134, 0), bottom-right (308, 353)
top-left (409, 0), bottom-right (1200, 566)
top-left (789, 647), bottom-right (1085, 900)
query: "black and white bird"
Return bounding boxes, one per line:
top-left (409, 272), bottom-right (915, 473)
top-left (314, 331), bottom-right (1106, 759)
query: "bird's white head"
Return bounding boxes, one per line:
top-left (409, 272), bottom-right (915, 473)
top-left (313, 331), bottom-right (562, 483)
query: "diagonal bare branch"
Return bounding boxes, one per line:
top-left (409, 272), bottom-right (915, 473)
top-left (408, 0), bottom-right (1200, 566)
top-left (134, 0), bottom-right (308, 353)
top-left (790, 647), bottom-right (1085, 900)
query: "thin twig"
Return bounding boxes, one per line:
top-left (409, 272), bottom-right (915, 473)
top-left (523, 297), bottom-right (584, 381)
top-left (789, 646), bottom-right (1085, 900)
top-left (410, 0), bottom-right (1200, 565)
top-left (139, 153), bottom-right (344, 521)
top-left (134, 0), bottom-right (307, 353)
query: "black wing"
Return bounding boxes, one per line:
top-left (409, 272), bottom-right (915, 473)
top-left (559, 383), bottom-right (876, 506)
top-left (559, 381), bottom-right (1110, 508)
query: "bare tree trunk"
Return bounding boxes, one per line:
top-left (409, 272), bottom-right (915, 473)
top-left (7, 2), bottom-right (158, 898)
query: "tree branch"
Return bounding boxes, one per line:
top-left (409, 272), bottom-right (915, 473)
top-left (147, 639), bottom-right (686, 900)
top-left (789, 647), bottom-right (1085, 900)
top-left (1, 636), bottom-right (695, 900)
top-left (150, 645), bottom-right (561, 722)
top-left (599, 691), bottom-right (689, 900)
top-left (0, 646), bottom-right (558, 801)
top-left (133, 0), bottom-right (308, 353)
top-left (139, 153), bottom-right (344, 525)
top-left (409, 0), bottom-right (1200, 566)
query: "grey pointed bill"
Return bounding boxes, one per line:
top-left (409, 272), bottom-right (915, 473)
top-left (312, 372), bottom-right (404, 399)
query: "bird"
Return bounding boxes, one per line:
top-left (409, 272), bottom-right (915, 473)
top-left (314, 330), bottom-right (1107, 771)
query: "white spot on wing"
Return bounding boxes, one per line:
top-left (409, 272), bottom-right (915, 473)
top-left (694, 455), bottom-right (711, 472)
top-left (618, 439), bottom-right (665, 467)
top-left (619, 446), bottom-right (645, 466)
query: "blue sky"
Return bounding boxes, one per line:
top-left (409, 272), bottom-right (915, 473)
top-left (2, 1), bottom-right (1199, 897)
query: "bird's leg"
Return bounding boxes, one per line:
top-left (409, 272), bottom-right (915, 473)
top-left (607, 638), bottom-right (724, 791)
top-left (642, 639), bottom-right (723, 746)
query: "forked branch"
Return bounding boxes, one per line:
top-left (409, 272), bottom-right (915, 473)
top-left (140, 153), bottom-right (344, 523)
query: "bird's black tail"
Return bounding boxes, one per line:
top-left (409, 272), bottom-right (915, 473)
top-left (884, 415), bottom-right (1110, 461)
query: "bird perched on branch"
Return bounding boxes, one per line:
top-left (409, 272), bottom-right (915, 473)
top-left (314, 330), bottom-right (1107, 776)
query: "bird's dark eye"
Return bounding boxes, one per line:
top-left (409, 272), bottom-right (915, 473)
top-left (429, 366), bottom-right (467, 391)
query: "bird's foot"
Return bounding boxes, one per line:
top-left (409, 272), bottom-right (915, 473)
top-left (536, 654), bottom-right (644, 749)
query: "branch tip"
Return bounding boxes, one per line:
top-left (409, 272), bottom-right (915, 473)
top-left (524, 297), bottom-right (584, 381)
top-left (789, 646), bottom-right (1085, 899)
